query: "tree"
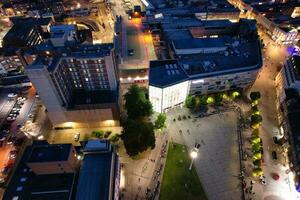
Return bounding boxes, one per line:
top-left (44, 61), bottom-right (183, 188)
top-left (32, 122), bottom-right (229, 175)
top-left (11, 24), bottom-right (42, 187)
top-left (92, 130), bottom-right (104, 138)
top-left (252, 129), bottom-right (260, 137)
top-left (185, 95), bottom-right (196, 109)
top-left (124, 84), bottom-right (153, 119)
top-left (251, 114), bottom-right (263, 124)
top-left (154, 113), bottom-right (167, 130)
top-left (196, 95), bottom-right (208, 106)
top-left (251, 105), bottom-right (259, 113)
top-left (252, 143), bottom-right (262, 153)
top-left (121, 119), bottom-right (155, 156)
top-left (250, 91), bottom-right (261, 101)
top-left (215, 93), bottom-right (223, 105)
top-left (253, 159), bottom-right (261, 167)
top-left (253, 152), bottom-right (262, 160)
top-left (252, 167), bottom-right (263, 177)
top-left (250, 135), bottom-right (260, 144)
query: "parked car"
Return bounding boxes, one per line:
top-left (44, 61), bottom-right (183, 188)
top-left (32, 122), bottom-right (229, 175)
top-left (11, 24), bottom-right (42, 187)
top-left (271, 151), bottom-right (277, 160)
top-left (7, 93), bottom-right (17, 98)
top-left (6, 117), bottom-right (16, 122)
top-left (128, 49), bottom-right (134, 56)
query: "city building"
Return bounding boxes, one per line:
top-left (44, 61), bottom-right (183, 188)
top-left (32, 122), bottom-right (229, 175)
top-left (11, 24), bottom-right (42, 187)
top-left (229, 0), bottom-right (299, 44)
top-left (149, 60), bottom-right (189, 113)
top-left (276, 55), bottom-right (300, 105)
top-left (277, 89), bottom-right (300, 191)
top-left (3, 140), bottom-right (77, 200)
top-left (2, 18), bottom-right (43, 49)
top-left (26, 143), bottom-right (78, 175)
top-left (76, 140), bottom-right (120, 200)
top-left (148, 18), bottom-right (262, 112)
top-left (49, 25), bottom-right (78, 47)
top-left (26, 43), bottom-right (120, 128)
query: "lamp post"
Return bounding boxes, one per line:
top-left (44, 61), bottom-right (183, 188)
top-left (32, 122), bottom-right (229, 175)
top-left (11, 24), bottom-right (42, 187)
top-left (189, 148), bottom-right (198, 171)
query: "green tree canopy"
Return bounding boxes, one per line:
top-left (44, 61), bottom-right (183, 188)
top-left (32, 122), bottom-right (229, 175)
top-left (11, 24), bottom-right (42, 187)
top-left (252, 143), bottom-right (262, 153)
top-left (185, 95), bottom-right (196, 109)
top-left (154, 113), bottom-right (167, 130)
top-left (250, 91), bottom-right (261, 101)
top-left (251, 114), bottom-right (263, 124)
top-left (214, 93), bottom-right (223, 105)
top-left (252, 167), bottom-right (263, 177)
top-left (121, 119), bottom-right (156, 156)
top-left (124, 84), bottom-right (153, 119)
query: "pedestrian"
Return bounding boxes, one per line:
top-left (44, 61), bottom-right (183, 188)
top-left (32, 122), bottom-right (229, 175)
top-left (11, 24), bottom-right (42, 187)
top-left (138, 178), bottom-right (140, 182)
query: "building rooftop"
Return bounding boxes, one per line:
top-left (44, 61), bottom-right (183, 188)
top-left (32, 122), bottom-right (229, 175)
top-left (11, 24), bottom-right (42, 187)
top-left (27, 43), bottom-right (113, 71)
top-left (28, 144), bottom-right (72, 163)
top-left (172, 38), bottom-right (225, 50)
top-left (178, 39), bottom-right (262, 78)
top-left (149, 60), bottom-right (189, 87)
top-left (3, 141), bottom-right (76, 200)
top-left (76, 153), bottom-right (113, 200)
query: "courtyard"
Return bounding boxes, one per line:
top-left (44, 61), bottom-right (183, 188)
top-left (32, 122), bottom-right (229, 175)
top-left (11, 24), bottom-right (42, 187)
top-left (166, 108), bottom-right (242, 200)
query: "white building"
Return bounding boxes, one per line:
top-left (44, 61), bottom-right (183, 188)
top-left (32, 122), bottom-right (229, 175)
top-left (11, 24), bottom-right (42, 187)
top-left (149, 60), bottom-right (189, 113)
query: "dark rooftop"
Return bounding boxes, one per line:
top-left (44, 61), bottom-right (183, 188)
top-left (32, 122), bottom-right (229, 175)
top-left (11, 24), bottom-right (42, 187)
top-left (3, 141), bottom-right (76, 200)
top-left (28, 144), bottom-right (71, 163)
top-left (76, 153), bottom-right (112, 200)
top-left (172, 38), bottom-right (225, 50)
top-left (149, 60), bottom-right (189, 87)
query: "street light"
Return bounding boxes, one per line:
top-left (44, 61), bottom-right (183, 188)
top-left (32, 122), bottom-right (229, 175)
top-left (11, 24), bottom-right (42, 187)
top-left (189, 148), bottom-right (198, 171)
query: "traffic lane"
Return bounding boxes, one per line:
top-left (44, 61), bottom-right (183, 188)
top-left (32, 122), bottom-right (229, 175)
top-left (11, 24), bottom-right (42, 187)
top-left (0, 144), bottom-right (13, 171)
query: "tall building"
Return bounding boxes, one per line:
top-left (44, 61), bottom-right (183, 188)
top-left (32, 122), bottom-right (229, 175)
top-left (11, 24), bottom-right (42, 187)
top-left (26, 43), bottom-right (120, 128)
top-left (76, 140), bottom-right (120, 200)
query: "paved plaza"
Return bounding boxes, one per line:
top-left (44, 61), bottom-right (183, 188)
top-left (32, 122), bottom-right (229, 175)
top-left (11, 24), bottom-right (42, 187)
top-left (167, 109), bottom-right (242, 200)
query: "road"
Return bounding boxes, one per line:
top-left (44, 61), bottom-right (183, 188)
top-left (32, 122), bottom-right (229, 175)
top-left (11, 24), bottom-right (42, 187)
top-left (246, 28), bottom-right (300, 200)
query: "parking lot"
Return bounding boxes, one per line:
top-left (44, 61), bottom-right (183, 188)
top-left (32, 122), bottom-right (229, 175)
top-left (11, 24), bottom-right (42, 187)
top-left (167, 109), bottom-right (242, 200)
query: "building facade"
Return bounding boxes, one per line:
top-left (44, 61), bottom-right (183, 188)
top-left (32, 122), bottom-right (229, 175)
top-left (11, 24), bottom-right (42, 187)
top-left (26, 44), bottom-right (120, 128)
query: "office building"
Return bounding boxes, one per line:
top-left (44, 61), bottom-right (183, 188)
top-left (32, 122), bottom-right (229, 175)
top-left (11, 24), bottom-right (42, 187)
top-left (148, 19), bottom-right (262, 112)
top-left (3, 140), bottom-right (77, 200)
top-left (26, 43), bottom-right (119, 128)
top-left (27, 143), bottom-right (78, 175)
top-left (76, 140), bottom-right (120, 200)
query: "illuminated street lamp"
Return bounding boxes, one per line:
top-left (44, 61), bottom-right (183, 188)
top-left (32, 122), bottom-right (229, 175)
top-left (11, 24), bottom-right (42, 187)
top-left (189, 148), bottom-right (198, 171)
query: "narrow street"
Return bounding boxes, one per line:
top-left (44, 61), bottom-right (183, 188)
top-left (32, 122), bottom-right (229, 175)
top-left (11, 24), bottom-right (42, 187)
top-left (247, 30), bottom-right (300, 199)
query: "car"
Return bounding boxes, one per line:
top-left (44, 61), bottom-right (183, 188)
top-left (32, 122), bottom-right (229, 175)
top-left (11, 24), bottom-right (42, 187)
top-left (6, 117), bottom-right (16, 122)
top-left (9, 113), bottom-right (17, 118)
top-left (271, 151), bottom-right (277, 160)
top-left (7, 93), bottom-right (17, 98)
top-left (128, 49), bottom-right (134, 56)
top-left (74, 133), bottom-right (80, 142)
top-left (260, 176), bottom-right (266, 185)
top-left (9, 153), bottom-right (17, 159)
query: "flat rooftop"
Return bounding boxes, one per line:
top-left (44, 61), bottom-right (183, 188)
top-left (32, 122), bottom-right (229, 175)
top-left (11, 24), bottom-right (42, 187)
top-left (76, 153), bottom-right (112, 200)
top-left (178, 39), bottom-right (262, 77)
top-left (149, 60), bottom-right (189, 87)
top-left (3, 141), bottom-right (76, 200)
top-left (172, 38), bottom-right (225, 50)
top-left (28, 144), bottom-right (71, 163)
